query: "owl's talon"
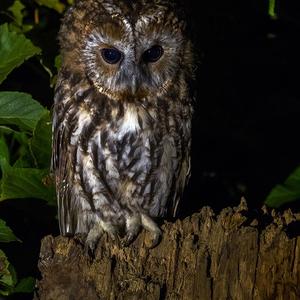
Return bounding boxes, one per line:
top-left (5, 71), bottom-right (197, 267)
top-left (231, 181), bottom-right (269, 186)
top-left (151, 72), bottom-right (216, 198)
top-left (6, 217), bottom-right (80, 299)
top-left (120, 214), bottom-right (141, 246)
top-left (121, 232), bottom-right (137, 247)
top-left (74, 233), bottom-right (87, 246)
top-left (148, 231), bottom-right (162, 248)
top-left (84, 239), bottom-right (97, 257)
top-left (85, 235), bottom-right (99, 251)
top-left (141, 214), bottom-right (162, 248)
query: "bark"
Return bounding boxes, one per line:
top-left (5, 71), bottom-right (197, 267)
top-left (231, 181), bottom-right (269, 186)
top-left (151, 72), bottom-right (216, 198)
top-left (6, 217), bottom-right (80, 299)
top-left (35, 199), bottom-right (300, 300)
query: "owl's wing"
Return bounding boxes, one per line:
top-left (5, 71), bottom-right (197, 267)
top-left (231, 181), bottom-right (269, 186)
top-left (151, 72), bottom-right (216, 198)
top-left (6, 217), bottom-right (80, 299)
top-left (51, 79), bottom-right (77, 236)
top-left (171, 153), bottom-right (191, 217)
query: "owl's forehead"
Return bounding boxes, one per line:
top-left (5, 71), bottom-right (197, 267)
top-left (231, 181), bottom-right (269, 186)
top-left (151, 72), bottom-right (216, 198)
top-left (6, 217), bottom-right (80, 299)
top-left (85, 0), bottom-right (183, 46)
top-left (100, 0), bottom-right (174, 20)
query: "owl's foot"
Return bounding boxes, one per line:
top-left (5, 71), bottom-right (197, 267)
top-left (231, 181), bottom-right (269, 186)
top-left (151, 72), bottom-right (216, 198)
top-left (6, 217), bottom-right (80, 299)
top-left (121, 214), bottom-right (141, 246)
top-left (141, 214), bottom-right (162, 248)
top-left (121, 213), bottom-right (162, 248)
top-left (85, 220), bottom-right (118, 253)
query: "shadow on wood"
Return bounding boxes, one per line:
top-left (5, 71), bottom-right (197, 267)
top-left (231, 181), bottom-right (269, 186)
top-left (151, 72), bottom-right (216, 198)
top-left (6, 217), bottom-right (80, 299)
top-left (34, 200), bottom-right (300, 300)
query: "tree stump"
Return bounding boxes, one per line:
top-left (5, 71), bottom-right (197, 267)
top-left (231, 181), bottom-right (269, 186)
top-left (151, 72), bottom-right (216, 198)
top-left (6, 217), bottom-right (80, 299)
top-left (34, 200), bottom-right (300, 300)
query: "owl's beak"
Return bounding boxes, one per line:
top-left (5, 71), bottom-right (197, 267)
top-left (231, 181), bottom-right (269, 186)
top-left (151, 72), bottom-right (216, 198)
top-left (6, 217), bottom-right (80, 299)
top-left (131, 75), bottom-right (138, 94)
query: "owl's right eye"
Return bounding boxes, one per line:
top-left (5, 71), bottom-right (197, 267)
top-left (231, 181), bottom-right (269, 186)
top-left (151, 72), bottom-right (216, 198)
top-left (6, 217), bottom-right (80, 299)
top-left (101, 48), bottom-right (122, 64)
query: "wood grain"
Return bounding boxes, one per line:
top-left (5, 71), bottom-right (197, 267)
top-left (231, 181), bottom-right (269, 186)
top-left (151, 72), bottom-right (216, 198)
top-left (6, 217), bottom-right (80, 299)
top-left (35, 200), bottom-right (300, 300)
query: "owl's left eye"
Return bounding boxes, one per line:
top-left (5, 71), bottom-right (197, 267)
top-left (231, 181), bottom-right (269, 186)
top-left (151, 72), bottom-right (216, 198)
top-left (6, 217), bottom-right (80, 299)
top-left (142, 45), bottom-right (164, 63)
top-left (101, 48), bottom-right (122, 64)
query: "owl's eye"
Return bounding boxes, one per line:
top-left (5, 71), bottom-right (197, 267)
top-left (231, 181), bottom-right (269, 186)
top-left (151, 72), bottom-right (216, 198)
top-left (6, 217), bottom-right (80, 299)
top-left (101, 48), bottom-right (122, 64)
top-left (142, 45), bottom-right (164, 63)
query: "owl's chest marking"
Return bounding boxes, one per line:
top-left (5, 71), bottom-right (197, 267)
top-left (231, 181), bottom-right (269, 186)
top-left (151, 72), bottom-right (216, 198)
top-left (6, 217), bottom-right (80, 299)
top-left (101, 104), bottom-right (147, 184)
top-left (117, 104), bottom-right (140, 138)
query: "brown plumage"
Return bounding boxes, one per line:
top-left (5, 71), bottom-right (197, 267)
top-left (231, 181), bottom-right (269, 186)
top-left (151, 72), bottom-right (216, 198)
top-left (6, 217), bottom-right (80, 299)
top-left (52, 0), bottom-right (194, 250)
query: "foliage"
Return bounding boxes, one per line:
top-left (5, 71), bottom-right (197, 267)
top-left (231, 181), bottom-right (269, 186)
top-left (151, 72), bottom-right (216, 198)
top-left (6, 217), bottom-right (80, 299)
top-left (0, 219), bottom-right (35, 295)
top-left (0, 24), bottom-right (41, 84)
top-left (0, 249), bottom-right (35, 296)
top-left (265, 167), bottom-right (300, 208)
top-left (0, 220), bottom-right (35, 296)
top-left (0, 24), bottom-right (55, 206)
top-left (268, 0), bottom-right (277, 19)
top-left (0, 0), bottom-right (61, 294)
top-left (0, 219), bottom-right (20, 243)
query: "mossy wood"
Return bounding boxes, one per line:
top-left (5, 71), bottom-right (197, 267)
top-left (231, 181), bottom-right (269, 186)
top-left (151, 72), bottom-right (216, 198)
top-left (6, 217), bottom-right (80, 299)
top-left (35, 200), bottom-right (300, 300)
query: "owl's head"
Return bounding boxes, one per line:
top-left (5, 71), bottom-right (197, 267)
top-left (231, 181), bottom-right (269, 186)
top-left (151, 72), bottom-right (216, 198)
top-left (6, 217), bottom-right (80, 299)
top-left (59, 0), bottom-right (193, 101)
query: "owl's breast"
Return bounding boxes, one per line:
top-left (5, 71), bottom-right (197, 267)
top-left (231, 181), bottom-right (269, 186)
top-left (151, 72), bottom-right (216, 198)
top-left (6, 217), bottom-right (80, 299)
top-left (109, 104), bottom-right (154, 181)
top-left (116, 103), bottom-right (141, 139)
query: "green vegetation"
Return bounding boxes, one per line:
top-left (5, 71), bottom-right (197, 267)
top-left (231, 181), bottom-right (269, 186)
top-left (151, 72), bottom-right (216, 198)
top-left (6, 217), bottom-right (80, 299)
top-left (0, 0), bottom-right (64, 295)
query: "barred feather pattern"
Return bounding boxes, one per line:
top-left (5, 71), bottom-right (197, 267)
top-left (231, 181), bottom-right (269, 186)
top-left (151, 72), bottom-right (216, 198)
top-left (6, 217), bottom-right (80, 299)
top-left (52, 0), bottom-right (194, 248)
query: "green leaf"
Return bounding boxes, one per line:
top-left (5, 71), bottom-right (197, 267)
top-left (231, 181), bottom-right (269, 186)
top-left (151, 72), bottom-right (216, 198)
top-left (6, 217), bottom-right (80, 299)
top-left (0, 92), bottom-right (47, 131)
top-left (0, 160), bottom-right (55, 204)
top-left (268, 0), bottom-right (277, 19)
top-left (0, 126), bottom-right (18, 135)
top-left (0, 219), bottom-right (20, 243)
top-left (54, 54), bottom-right (61, 71)
top-left (34, 0), bottom-right (65, 13)
top-left (265, 166), bottom-right (300, 208)
top-left (9, 131), bottom-right (35, 168)
top-left (8, 263), bottom-right (17, 288)
top-left (30, 112), bottom-right (52, 168)
top-left (0, 135), bottom-right (10, 164)
top-left (13, 277), bottom-right (35, 294)
top-left (0, 24), bottom-right (41, 84)
top-left (0, 249), bottom-right (14, 296)
top-left (8, 0), bottom-right (25, 27)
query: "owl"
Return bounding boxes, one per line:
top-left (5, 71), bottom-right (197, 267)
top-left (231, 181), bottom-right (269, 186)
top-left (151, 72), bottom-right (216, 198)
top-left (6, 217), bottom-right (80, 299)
top-left (52, 0), bottom-right (194, 250)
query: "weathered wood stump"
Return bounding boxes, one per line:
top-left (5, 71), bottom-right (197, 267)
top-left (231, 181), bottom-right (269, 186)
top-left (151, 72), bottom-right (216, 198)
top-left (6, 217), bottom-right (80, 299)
top-left (34, 200), bottom-right (300, 300)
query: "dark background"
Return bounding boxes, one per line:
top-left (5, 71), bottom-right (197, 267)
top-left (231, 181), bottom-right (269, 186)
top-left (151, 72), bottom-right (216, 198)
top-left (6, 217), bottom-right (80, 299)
top-left (1, 0), bottom-right (300, 298)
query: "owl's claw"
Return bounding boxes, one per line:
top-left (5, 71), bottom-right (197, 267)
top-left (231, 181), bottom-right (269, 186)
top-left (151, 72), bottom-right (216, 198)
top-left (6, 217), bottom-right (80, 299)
top-left (74, 233), bottom-right (87, 246)
top-left (121, 232), bottom-right (137, 247)
top-left (147, 230), bottom-right (162, 248)
top-left (84, 240), bottom-right (96, 257)
top-left (120, 214), bottom-right (141, 246)
top-left (121, 235), bottom-right (132, 247)
top-left (84, 220), bottom-right (120, 255)
top-left (141, 214), bottom-right (162, 248)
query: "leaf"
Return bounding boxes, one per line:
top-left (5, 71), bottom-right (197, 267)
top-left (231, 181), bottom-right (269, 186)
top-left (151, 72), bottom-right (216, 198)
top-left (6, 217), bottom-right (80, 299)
top-left (34, 0), bottom-right (65, 13)
top-left (54, 54), bottom-right (61, 71)
top-left (13, 277), bottom-right (35, 294)
top-left (9, 131), bottom-right (35, 168)
top-left (8, 23), bottom-right (33, 34)
top-left (8, 0), bottom-right (25, 27)
top-left (268, 0), bottom-right (277, 19)
top-left (39, 58), bottom-right (53, 79)
top-left (0, 219), bottom-right (20, 243)
top-left (0, 92), bottom-right (47, 131)
top-left (30, 112), bottom-right (52, 168)
top-left (0, 126), bottom-right (18, 135)
top-left (0, 129), bottom-right (32, 168)
top-left (265, 166), bottom-right (300, 208)
top-left (0, 249), bottom-right (14, 296)
top-left (0, 135), bottom-right (10, 164)
top-left (0, 24), bottom-right (41, 84)
top-left (0, 160), bottom-right (55, 204)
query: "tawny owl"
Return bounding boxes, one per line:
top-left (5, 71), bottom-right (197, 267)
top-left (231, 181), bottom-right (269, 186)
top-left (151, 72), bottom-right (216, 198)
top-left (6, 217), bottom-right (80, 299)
top-left (52, 0), bottom-right (194, 250)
